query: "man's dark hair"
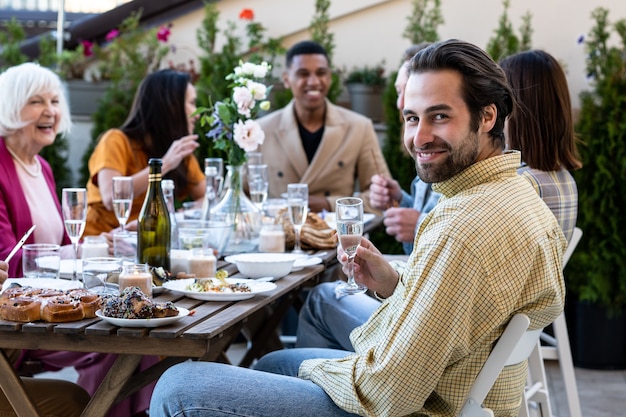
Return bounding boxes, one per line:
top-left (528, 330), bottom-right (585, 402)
top-left (285, 40), bottom-right (328, 67)
top-left (409, 39), bottom-right (515, 148)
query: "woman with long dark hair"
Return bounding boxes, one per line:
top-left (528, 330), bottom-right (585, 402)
top-left (85, 69), bottom-right (204, 236)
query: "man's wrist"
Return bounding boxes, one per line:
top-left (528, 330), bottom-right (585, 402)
top-left (375, 269), bottom-right (400, 300)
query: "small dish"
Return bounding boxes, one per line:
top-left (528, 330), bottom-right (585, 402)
top-left (224, 253), bottom-right (297, 279)
top-left (95, 307), bottom-right (189, 328)
top-left (291, 256), bottom-right (323, 271)
top-left (163, 278), bottom-right (276, 301)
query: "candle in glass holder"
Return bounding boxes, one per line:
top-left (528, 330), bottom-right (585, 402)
top-left (259, 223), bottom-right (285, 253)
top-left (118, 263), bottom-right (153, 297)
top-left (189, 248), bottom-right (216, 278)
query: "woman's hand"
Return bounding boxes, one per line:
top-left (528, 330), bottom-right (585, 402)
top-left (162, 134), bottom-right (199, 174)
top-left (337, 237), bottom-right (399, 298)
top-left (0, 261), bottom-right (8, 284)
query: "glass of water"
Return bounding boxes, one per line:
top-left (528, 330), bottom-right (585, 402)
top-left (82, 257), bottom-right (122, 295)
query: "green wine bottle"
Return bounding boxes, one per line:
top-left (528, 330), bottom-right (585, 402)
top-left (137, 158), bottom-right (171, 270)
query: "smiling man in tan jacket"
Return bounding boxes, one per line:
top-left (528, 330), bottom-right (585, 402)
top-left (257, 40), bottom-right (390, 214)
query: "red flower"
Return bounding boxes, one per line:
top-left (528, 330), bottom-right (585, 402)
top-left (157, 25), bottom-right (171, 42)
top-left (105, 29), bottom-right (120, 42)
top-left (81, 40), bottom-right (94, 57)
top-left (239, 8), bottom-right (254, 21)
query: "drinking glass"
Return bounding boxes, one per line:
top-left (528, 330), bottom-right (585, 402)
top-left (247, 164), bottom-right (269, 210)
top-left (112, 176), bottom-right (133, 232)
top-left (22, 244), bottom-right (61, 278)
top-left (246, 152), bottom-right (263, 166)
top-left (287, 183), bottom-right (308, 254)
top-left (61, 188), bottom-right (87, 283)
top-left (334, 197), bottom-right (366, 297)
top-left (82, 257), bottom-right (122, 295)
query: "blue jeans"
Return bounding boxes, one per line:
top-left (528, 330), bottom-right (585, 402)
top-left (149, 349), bottom-right (358, 417)
top-left (296, 282), bottom-right (380, 350)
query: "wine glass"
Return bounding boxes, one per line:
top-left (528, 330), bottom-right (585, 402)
top-left (112, 176), bottom-right (133, 232)
top-left (247, 164), bottom-right (269, 210)
top-left (287, 183), bottom-right (308, 254)
top-left (61, 188), bottom-right (87, 283)
top-left (202, 158), bottom-right (224, 220)
top-left (334, 197), bottom-right (367, 297)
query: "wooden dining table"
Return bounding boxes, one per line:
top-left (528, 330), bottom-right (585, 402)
top-left (0, 258), bottom-right (326, 417)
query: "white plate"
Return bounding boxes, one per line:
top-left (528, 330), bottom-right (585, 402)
top-left (321, 212), bottom-right (375, 230)
top-left (95, 307), bottom-right (190, 328)
top-left (291, 256), bottom-right (323, 271)
top-left (59, 259), bottom-right (83, 279)
top-left (1, 278), bottom-right (83, 293)
top-left (163, 278), bottom-right (276, 301)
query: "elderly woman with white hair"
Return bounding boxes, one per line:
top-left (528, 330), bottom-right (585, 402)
top-left (0, 62), bottom-right (156, 417)
top-left (0, 62), bottom-right (74, 277)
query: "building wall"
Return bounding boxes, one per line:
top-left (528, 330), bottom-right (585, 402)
top-left (164, 0), bottom-right (626, 110)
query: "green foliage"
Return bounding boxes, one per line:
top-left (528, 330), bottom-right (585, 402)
top-left (36, 34), bottom-right (58, 68)
top-left (310, 0), bottom-right (342, 103)
top-left (345, 64), bottom-right (386, 87)
top-left (485, 0), bottom-right (533, 62)
top-left (0, 17), bottom-right (28, 70)
top-left (403, 0), bottom-right (443, 44)
top-left (78, 10), bottom-right (171, 186)
top-left (566, 7), bottom-right (626, 312)
top-left (194, 2), bottom-right (284, 162)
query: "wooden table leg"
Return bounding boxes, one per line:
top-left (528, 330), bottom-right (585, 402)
top-left (0, 349), bottom-right (41, 417)
top-left (81, 354), bottom-right (142, 417)
top-left (238, 292), bottom-right (296, 367)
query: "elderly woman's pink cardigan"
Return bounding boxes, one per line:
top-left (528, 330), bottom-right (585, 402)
top-left (0, 138), bottom-right (70, 277)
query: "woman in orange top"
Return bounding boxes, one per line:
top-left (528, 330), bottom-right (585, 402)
top-left (85, 69), bottom-right (204, 236)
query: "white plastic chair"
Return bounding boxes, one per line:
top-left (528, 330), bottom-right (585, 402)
top-left (538, 227), bottom-right (583, 417)
top-left (459, 314), bottom-right (543, 417)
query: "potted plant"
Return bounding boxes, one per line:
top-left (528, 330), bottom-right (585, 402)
top-left (344, 63), bottom-right (387, 122)
top-left (566, 6), bottom-right (626, 369)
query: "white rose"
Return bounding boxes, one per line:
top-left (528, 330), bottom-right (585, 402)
top-left (247, 81), bottom-right (267, 100)
top-left (232, 86), bottom-right (254, 118)
top-left (233, 119), bottom-right (265, 152)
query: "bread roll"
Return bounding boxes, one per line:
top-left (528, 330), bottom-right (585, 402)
top-left (0, 284), bottom-right (102, 323)
top-left (0, 296), bottom-right (42, 322)
top-left (276, 209), bottom-right (337, 250)
top-left (68, 289), bottom-right (101, 318)
top-left (41, 296), bottom-right (85, 323)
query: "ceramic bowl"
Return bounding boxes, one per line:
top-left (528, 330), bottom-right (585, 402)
top-left (224, 253), bottom-right (298, 279)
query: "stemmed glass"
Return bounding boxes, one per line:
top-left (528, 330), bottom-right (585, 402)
top-left (334, 197), bottom-right (367, 297)
top-left (202, 158), bottom-right (224, 220)
top-left (287, 183), bottom-right (308, 254)
top-left (247, 164), bottom-right (269, 210)
top-left (112, 176), bottom-right (133, 232)
top-left (61, 188), bottom-right (87, 283)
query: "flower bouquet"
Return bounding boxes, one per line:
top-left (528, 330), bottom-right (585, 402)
top-left (197, 61), bottom-right (272, 254)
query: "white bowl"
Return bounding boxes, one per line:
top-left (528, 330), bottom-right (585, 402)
top-left (225, 253), bottom-right (297, 279)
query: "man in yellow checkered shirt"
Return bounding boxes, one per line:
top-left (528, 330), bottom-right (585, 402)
top-left (150, 39), bottom-right (566, 417)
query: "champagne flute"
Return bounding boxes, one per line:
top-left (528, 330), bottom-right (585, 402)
top-left (334, 197), bottom-right (367, 297)
top-left (287, 183), bottom-right (308, 254)
top-left (61, 188), bottom-right (87, 283)
top-left (247, 164), bottom-right (269, 210)
top-left (202, 158), bottom-right (224, 220)
top-left (112, 176), bottom-right (133, 232)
